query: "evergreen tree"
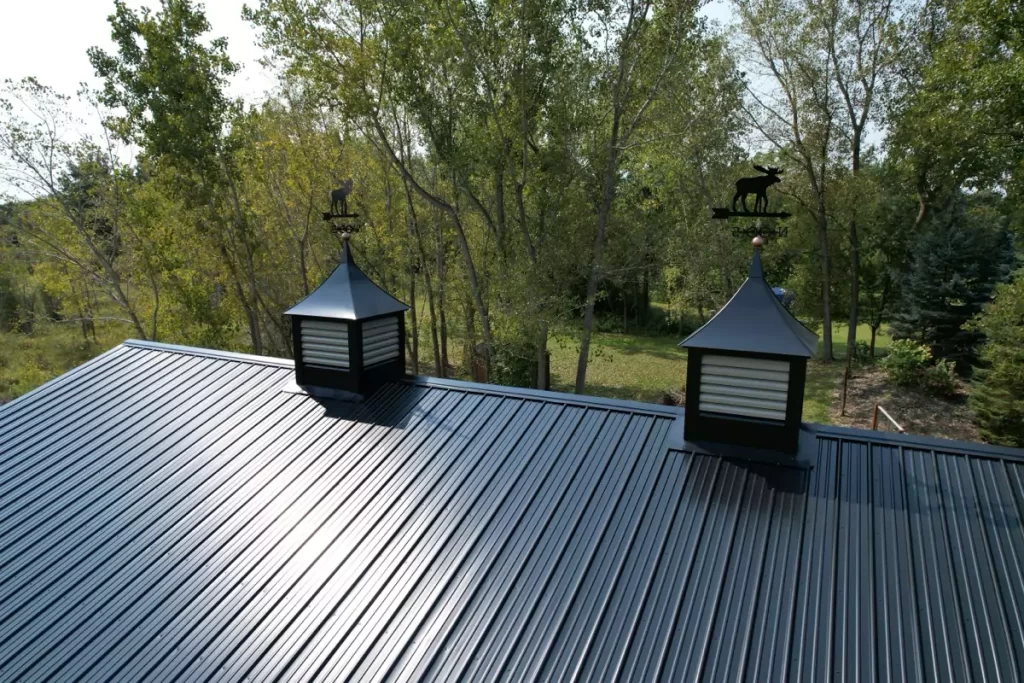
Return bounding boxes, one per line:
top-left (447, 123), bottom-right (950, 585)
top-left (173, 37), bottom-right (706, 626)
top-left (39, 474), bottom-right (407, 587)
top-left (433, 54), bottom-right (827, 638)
top-left (889, 194), bottom-right (1015, 369)
top-left (969, 271), bottom-right (1024, 447)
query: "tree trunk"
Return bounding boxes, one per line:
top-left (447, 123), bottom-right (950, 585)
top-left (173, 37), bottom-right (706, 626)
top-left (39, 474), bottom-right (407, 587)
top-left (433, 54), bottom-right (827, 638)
top-left (218, 241), bottom-right (262, 354)
top-left (870, 325), bottom-right (878, 358)
top-left (408, 267), bottom-right (419, 375)
top-left (450, 211), bottom-right (492, 356)
top-left (817, 202), bottom-right (833, 360)
top-left (575, 113), bottom-right (622, 393)
top-left (463, 296), bottom-right (476, 373)
top-left (846, 215), bottom-right (859, 366)
top-left (846, 130), bottom-right (862, 367)
top-left (435, 219), bottom-right (449, 378)
top-left (536, 323), bottom-right (549, 390)
top-left (423, 268), bottom-right (442, 376)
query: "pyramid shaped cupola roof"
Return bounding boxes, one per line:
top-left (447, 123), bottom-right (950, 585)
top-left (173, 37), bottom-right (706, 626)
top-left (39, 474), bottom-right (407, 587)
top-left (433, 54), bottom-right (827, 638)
top-left (285, 240), bottom-right (409, 320)
top-left (680, 248), bottom-right (817, 358)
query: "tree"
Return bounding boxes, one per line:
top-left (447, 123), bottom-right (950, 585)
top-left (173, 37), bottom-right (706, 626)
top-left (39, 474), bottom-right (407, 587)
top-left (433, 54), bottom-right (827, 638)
top-left (822, 0), bottom-right (900, 365)
top-left (0, 79), bottom-right (153, 338)
top-left (889, 192), bottom-right (1015, 369)
top-left (969, 269), bottom-right (1024, 447)
top-left (89, 0), bottom-right (273, 353)
top-left (734, 0), bottom-right (841, 359)
top-left (572, 0), bottom-right (708, 392)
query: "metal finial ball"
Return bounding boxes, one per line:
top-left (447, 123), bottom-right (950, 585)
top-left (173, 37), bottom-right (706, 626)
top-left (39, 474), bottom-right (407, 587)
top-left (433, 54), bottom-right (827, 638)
top-left (752, 235), bottom-right (765, 248)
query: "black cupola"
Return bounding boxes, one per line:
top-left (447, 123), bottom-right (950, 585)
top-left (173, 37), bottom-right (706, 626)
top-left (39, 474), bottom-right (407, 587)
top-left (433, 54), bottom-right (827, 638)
top-left (679, 244), bottom-right (817, 453)
top-left (285, 236), bottom-right (409, 399)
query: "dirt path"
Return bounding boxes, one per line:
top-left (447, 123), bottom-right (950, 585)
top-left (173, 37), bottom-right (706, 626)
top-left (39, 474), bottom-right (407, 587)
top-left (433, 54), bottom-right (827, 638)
top-left (829, 366), bottom-right (980, 443)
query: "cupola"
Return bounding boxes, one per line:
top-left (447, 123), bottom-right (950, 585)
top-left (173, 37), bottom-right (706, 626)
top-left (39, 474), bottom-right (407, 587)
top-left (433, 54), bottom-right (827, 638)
top-left (679, 242), bottom-right (817, 453)
top-left (285, 235), bottom-right (409, 399)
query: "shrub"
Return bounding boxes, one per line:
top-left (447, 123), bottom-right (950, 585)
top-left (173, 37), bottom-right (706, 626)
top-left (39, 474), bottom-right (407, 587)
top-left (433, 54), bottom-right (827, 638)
top-left (490, 336), bottom-right (539, 388)
top-left (880, 339), bottom-right (931, 386)
top-left (922, 359), bottom-right (958, 398)
top-left (968, 271), bottom-right (1024, 447)
top-left (851, 340), bottom-right (874, 365)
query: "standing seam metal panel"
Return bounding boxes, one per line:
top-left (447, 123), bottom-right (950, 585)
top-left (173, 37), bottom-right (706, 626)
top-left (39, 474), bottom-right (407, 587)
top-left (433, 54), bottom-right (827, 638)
top-left (3, 344), bottom-right (1024, 683)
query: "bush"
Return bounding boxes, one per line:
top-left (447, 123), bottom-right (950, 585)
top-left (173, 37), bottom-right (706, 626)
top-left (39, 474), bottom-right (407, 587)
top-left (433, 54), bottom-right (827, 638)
top-left (968, 271), bottom-right (1024, 447)
top-left (490, 336), bottom-right (539, 388)
top-left (880, 339), bottom-right (932, 386)
top-left (922, 359), bottom-right (958, 398)
top-left (851, 340), bottom-right (874, 365)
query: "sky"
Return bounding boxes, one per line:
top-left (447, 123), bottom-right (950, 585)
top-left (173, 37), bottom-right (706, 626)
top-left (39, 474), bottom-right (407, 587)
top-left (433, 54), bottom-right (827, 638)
top-left (0, 0), bottom-right (277, 105)
top-left (0, 0), bottom-right (736, 198)
top-left (1, 0), bottom-right (735, 108)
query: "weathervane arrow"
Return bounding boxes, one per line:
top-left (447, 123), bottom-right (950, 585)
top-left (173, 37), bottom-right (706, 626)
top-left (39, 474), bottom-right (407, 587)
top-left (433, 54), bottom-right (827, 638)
top-left (712, 208), bottom-right (792, 220)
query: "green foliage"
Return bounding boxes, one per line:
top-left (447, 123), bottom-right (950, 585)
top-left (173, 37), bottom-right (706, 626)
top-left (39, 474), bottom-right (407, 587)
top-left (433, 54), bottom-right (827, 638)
top-left (880, 339), bottom-right (932, 387)
top-left (968, 271), bottom-right (1024, 447)
top-left (88, 0), bottom-right (238, 180)
top-left (880, 339), bottom-right (960, 398)
top-left (922, 358), bottom-right (958, 399)
top-left (851, 340), bottom-right (873, 366)
top-left (889, 194), bottom-right (1016, 369)
top-left (490, 335), bottom-right (540, 389)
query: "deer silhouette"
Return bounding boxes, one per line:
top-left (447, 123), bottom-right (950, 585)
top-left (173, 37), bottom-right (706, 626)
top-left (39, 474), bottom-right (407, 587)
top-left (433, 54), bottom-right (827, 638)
top-left (732, 165), bottom-right (783, 213)
top-left (331, 179), bottom-right (354, 215)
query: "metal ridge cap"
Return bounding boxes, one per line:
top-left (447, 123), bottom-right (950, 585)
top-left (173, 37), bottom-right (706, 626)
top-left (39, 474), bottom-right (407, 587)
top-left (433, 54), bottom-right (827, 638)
top-left (404, 375), bottom-right (685, 418)
top-left (122, 339), bottom-right (295, 369)
top-left (804, 420), bottom-right (1024, 462)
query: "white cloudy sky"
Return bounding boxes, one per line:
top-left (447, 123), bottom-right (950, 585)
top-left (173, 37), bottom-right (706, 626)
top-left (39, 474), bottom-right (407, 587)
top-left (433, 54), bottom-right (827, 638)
top-left (0, 0), bottom-right (737, 198)
top-left (1, 1), bottom-right (277, 105)
top-left (2, 0), bottom-right (735, 107)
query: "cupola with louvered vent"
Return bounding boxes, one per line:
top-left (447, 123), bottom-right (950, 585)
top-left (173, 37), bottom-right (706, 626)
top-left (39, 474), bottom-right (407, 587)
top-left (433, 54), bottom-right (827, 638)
top-left (679, 244), bottom-right (817, 453)
top-left (284, 237), bottom-right (408, 399)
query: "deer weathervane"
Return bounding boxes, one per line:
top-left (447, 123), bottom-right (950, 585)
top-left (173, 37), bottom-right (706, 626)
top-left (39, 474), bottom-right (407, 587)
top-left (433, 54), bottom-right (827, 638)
top-left (323, 179), bottom-right (361, 237)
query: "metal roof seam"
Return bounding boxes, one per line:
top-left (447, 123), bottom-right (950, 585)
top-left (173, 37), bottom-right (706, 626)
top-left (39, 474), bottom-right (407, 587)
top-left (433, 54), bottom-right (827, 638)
top-left (0, 343), bottom-right (130, 415)
top-left (4, 344), bottom-right (1024, 682)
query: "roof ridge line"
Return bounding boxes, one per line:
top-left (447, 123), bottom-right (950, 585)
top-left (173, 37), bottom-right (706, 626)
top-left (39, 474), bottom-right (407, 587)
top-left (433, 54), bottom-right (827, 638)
top-left (405, 376), bottom-right (685, 418)
top-left (122, 340), bottom-right (295, 368)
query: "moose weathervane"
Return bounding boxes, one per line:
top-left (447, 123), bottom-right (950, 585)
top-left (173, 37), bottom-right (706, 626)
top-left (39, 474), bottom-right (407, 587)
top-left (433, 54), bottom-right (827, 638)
top-left (711, 164), bottom-right (791, 240)
top-left (323, 179), bottom-right (361, 237)
top-left (734, 165), bottom-right (782, 213)
top-left (712, 165), bottom-right (792, 220)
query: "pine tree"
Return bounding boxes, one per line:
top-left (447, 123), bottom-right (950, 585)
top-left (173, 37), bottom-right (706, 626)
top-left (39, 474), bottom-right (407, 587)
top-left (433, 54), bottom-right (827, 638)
top-left (969, 271), bottom-right (1024, 447)
top-left (889, 194), bottom-right (1014, 370)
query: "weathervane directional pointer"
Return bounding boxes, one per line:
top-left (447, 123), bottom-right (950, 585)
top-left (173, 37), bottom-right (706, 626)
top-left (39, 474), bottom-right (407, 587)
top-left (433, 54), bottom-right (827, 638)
top-left (711, 165), bottom-right (791, 240)
top-left (712, 208), bottom-right (792, 220)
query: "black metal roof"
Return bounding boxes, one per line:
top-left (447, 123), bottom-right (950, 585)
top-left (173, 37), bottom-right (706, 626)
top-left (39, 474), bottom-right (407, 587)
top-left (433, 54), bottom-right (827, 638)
top-left (681, 249), bottom-right (819, 357)
top-left (285, 241), bottom-right (409, 320)
top-left (2, 340), bottom-right (1024, 682)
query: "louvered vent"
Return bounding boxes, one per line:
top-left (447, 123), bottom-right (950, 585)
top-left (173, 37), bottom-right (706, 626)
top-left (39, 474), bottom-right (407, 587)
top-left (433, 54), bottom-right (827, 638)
top-left (362, 317), bottom-right (400, 367)
top-left (699, 354), bottom-right (789, 421)
top-left (300, 319), bottom-right (350, 370)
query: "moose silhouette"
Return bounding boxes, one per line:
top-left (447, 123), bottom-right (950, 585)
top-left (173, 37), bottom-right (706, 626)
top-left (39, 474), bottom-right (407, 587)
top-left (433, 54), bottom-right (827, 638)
top-left (331, 179), bottom-right (354, 216)
top-left (732, 165), bottom-right (783, 213)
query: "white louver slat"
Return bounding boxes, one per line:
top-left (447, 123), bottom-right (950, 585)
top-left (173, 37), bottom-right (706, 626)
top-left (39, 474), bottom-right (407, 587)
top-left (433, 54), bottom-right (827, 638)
top-left (362, 317), bottom-right (400, 367)
top-left (300, 320), bottom-right (349, 370)
top-left (700, 354), bottom-right (789, 421)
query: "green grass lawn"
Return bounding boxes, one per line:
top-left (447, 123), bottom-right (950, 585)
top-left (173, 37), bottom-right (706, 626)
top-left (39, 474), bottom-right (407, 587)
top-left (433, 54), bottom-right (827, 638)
top-left (5, 315), bottom-right (892, 427)
top-left (548, 333), bottom-right (687, 403)
top-left (802, 323), bottom-right (892, 423)
top-left (411, 320), bottom-right (891, 423)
